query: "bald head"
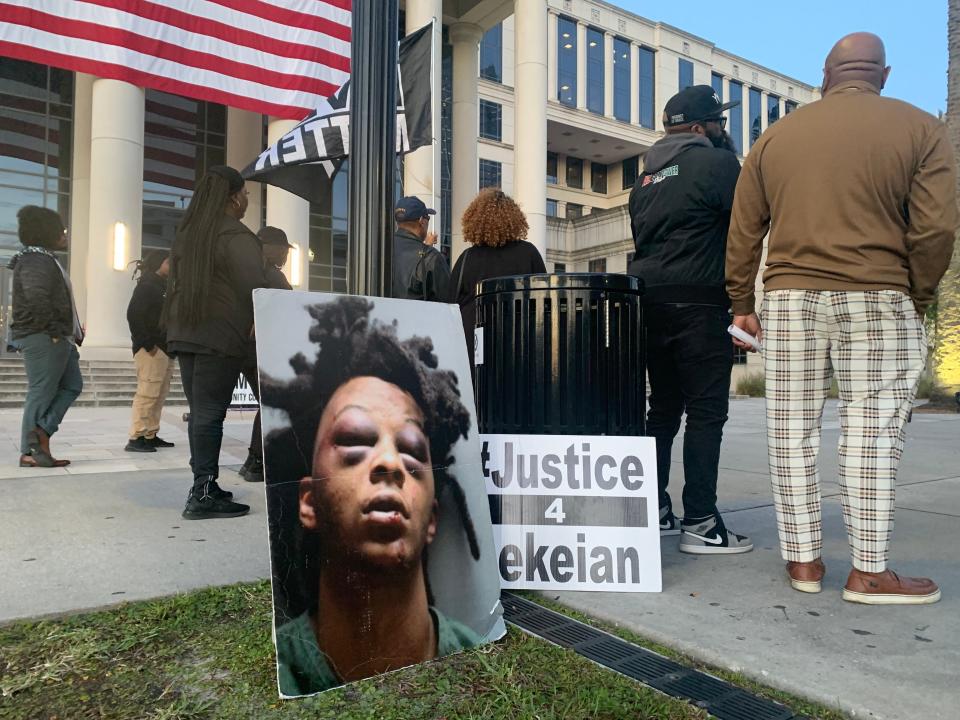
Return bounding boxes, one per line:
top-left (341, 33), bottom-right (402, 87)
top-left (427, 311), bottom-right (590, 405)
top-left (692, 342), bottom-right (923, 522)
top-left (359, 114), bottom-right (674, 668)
top-left (823, 32), bottom-right (889, 93)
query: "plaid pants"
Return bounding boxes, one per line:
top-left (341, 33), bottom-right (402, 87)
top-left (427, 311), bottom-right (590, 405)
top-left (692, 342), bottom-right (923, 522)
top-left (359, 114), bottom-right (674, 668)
top-left (762, 290), bottom-right (926, 572)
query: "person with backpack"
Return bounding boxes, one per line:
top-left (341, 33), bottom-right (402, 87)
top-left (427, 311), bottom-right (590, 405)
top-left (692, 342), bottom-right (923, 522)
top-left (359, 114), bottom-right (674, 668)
top-left (390, 197), bottom-right (450, 301)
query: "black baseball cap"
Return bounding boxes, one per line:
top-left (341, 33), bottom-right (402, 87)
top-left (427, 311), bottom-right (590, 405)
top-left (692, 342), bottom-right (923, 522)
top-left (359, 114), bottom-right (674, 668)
top-left (394, 196), bottom-right (437, 222)
top-left (663, 85), bottom-right (740, 127)
top-left (257, 226), bottom-right (294, 248)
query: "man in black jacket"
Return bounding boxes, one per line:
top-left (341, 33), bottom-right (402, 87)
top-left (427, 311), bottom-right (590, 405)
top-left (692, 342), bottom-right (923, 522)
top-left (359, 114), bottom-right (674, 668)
top-left (628, 85), bottom-right (752, 555)
top-left (390, 197), bottom-right (450, 301)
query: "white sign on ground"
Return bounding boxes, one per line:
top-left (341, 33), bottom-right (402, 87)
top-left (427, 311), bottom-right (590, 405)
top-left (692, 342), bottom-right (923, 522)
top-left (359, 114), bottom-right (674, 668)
top-left (481, 433), bottom-right (661, 592)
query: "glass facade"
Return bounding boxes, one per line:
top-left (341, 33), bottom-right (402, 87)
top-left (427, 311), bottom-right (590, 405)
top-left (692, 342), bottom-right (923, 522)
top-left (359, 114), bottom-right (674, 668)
top-left (590, 162), bottom-right (607, 194)
top-left (566, 202), bottom-right (583, 219)
top-left (767, 94), bottom-right (780, 126)
top-left (546, 198), bottom-right (557, 217)
top-left (547, 151), bottom-right (558, 184)
top-left (553, 262), bottom-right (566, 273)
top-left (479, 99), bottom-right (502, 142)
top-left (479, 158), bottom-right (502, 189)
top-left (307, 160), bottom-right (349, 293)
top-left (785, 100), bottom-right (798, 114)
top-left (588, 257), bottom-right (606, 272)
top-left (638, 47), bottom-right (655, 129)
top-left (0, 59), bottom-right (74, 262)
top-left (557, 16), bottom-right (578, 107)
top-left (565, 156), bottom-right (583, 189)
top-left (679, 58), bottom-right (694, 91)
top-left (711, 73), bottom-right (723, 100)
top-left (728, 81), bottom-right (743, 155)
top-left (622, 156), bottom-right (639, 190)
top-left (586, 27), bottom-right (604, 114)
top-left (141, 89), bottom-right (226, 252)
top-left (479, 23), bottom-right (502, 83)
top-left (749, 87), bottom-right (762, 147)
top-left (612, 37), bottom-right (630, 122)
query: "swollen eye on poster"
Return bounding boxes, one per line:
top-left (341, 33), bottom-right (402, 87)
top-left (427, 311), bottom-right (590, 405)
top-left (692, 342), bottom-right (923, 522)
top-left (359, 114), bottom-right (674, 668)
top-left (482, 434), bottom-right (661, 592)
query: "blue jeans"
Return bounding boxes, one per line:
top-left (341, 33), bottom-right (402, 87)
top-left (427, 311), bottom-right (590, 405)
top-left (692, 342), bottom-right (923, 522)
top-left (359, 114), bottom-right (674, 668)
top-left (19, 333), bottom-right (83, 454)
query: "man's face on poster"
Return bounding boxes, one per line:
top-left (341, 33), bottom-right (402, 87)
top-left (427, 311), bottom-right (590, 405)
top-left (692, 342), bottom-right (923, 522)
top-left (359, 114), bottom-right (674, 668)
top-left (300, 376), bottom-right (439, 571)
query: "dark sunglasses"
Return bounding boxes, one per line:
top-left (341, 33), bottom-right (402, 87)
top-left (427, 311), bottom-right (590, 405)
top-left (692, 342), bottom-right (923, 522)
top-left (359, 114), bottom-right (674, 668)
top-left (700, 116), bottom-right (728, 128)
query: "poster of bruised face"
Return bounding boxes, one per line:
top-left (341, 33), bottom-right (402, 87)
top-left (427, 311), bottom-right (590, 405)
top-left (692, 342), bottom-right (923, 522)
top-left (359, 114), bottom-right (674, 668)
top-left (254, 291), bottom-right (506, 698)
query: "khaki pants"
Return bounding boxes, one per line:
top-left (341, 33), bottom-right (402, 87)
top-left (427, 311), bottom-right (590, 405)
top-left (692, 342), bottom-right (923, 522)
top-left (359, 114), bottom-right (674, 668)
top-left (129, 348), bottom-right (173, 440)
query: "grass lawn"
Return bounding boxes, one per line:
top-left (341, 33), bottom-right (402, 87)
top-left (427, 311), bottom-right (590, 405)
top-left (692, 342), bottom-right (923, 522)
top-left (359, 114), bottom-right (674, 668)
top-left (0, 581), bottom-right (844, 720)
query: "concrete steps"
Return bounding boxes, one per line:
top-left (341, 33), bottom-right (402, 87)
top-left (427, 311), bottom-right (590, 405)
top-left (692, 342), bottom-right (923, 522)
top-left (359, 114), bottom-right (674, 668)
top-left (0, 356), bottom-right (187, 408)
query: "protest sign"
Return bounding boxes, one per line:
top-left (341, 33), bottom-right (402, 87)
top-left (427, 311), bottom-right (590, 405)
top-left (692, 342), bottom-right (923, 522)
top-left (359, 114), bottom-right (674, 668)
top-left (254, 290), bottom-right (505, 698)
top-left (482, 433), bottom-right (661, 592)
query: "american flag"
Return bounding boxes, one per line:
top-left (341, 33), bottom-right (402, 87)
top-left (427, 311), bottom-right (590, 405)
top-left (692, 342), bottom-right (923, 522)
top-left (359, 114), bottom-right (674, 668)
top-left (0, 0), bottom-right (351, 120)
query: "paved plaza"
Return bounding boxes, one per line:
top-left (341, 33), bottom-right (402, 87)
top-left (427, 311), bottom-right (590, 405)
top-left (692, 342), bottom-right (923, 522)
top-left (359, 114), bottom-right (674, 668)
top-left (1, 401), bottom-right (957, 719)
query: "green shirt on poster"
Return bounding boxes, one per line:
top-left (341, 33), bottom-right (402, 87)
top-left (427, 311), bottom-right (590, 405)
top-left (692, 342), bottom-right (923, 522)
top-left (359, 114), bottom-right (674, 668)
top-left (275, 606), bottom-right (483, 697)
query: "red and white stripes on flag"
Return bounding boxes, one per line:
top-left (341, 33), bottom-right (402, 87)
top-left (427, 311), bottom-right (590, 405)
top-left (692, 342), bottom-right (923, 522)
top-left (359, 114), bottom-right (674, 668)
top-left (0, 0), bottom-right (351, 120)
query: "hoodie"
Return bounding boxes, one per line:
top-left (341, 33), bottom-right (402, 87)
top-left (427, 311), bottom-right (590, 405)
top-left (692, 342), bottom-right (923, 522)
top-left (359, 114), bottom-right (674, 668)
top-left (627, 133), bottom-right (741, 306)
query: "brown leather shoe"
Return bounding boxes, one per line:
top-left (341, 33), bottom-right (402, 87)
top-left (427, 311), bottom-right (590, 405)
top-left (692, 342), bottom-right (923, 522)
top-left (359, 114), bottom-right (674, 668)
top-left (787, 558), bottom-right (825, 593)
top-left (843, 568), bottom-right (941, 605)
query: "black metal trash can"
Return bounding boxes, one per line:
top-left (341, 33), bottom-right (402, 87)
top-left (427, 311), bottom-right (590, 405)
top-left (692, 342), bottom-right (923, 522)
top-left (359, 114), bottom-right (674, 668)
top-left (474, 273), bottom-right (644, 436)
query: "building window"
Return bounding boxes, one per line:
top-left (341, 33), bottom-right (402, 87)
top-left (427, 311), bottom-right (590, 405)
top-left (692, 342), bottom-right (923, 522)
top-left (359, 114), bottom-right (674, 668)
top-left (733, 346), bottom-right (748, 365)
top-left (479, 99), bottom-right (502, 142)
top-left (546, 198), bottom-right (558, 217)
top-left (711, 72), bottom-right (724, 101)
top-left (0, 59), bottom-right (74, 261)
top-left (638, 47), bottom-right (655, 129)
top-left (565, 156), bottom-right (583, 189)
top-left (478, 158), bottom-right (501, 189)
top-left (729, 81), bottom-right (743, 155)
top-left (142, 88), bottom-right (226, 252)
top-left (547, 152), bottom-right (558, 184)
top-left (586, 27), bottom-right (604, 114)
top-left (622, 156), bottom-right (639, 190)
top-left (785, 100), bottom-right (798, 114)
top-left (554, 262), bottom-right (567, 273)
top-left (588, 257), bottom-right (607, 272)
top-left (557, 16), bottom-right (578, 107)
top-left (767, 94), bottom-right (780, 127)
top-left (679, 58), bottom-right (694, 91)
top-left (613, 37), bottom-right (631, 122)
top-left (308, 157), bottom-right (350, 293)
top-left (591, 162), bottom-right (607, 194)
top-left (566, 202), bottom-right (583, 219)
top-left (749, 87), bottom-right (762, 147)
top-left (479, 24), bottom-right (502, 83)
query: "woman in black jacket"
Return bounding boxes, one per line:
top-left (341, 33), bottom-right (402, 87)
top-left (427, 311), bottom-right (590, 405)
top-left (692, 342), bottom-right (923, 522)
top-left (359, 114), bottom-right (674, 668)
top-left (448, 189), bottom-right (546, 360)
top-left (9, 206), bottom-right (84, 468)
top-left (165, 165), bottom-right (266, 520)
top-left (125, 249), bottom-right (173, 453)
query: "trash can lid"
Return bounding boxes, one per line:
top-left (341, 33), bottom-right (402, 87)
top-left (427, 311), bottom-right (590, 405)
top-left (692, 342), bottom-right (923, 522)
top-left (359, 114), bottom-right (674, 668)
top-left (476, 273), bottom-right (643, 296)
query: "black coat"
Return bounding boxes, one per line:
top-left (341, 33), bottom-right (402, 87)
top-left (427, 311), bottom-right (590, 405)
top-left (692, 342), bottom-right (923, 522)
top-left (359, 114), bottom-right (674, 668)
top-left (165, 216), bottom-right (267, 358)
top-left (127, 272), bottom-right (167, 354)
top-left (390, 229), bottom-right (451, 301)
top-left (448, 240), bottom-right (546, 358)
top-left (627, 133), bottom-right (741, 307)
top-left (9, 248), bottom-right (76, 341)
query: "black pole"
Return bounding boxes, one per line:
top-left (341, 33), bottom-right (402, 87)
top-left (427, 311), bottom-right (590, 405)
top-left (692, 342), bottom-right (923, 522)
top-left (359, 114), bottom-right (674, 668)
top-left (347, 0), bottom-right (398, 297)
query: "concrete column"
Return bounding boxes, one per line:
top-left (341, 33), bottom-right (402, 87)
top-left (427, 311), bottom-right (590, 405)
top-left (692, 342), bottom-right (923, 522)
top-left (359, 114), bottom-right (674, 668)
top-left (575, 22), bottom-right (586, 110)
top-left (741, 87), bottom-right (751, 156)
top-left (450, 22), bottom-right (483, 260)
top-left (266, 118), bottom-right (311, 288)
top-left (403, 0), bottom-right (442, 232)
top-left (629, 44), bottom-right (640, 125)
top-left (603, 31), bottom-right (614, 118)
top-left (226, 107), bottom-right (264, 233)
top-left (547, 11), bottom-right (558, 102)
top-left (69, 73), bottom-right (93, 323)
top-left (84, 79), bottom-right (144, 353)
top-left (760, 91), bottom-right (769, 133)
top-left (514, 0), bottom-right (548, 259)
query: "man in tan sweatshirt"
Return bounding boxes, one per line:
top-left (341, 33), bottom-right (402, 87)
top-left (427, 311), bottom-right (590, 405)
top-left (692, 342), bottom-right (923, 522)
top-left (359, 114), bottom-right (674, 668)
top-left (726, 32), bottom-right (956, 605)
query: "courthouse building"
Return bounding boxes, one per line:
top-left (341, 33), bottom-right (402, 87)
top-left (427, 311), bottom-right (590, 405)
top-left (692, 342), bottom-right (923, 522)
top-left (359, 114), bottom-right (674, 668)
top-left (0, 0), bottom-right (817, 371)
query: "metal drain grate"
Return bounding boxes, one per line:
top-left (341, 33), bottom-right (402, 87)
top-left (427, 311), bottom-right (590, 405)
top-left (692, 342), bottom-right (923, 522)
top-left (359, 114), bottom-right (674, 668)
top-left (501, 592), bottom-right (800, 720)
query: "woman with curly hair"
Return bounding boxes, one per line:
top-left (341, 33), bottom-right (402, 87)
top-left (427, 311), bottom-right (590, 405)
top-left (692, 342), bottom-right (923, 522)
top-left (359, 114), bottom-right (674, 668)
top-left (448, 189), bottom-right (546, 358)
top-left (259, 297), bottom-right (484, 696)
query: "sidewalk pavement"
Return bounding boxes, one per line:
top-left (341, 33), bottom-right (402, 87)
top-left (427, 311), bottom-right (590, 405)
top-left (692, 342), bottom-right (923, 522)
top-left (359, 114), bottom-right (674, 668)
top-left (1, 401), bottom-right (958, 720)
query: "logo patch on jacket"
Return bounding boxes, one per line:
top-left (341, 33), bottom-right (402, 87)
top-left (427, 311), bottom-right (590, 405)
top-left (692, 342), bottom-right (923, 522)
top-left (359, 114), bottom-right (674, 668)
top-left (641, 165), bottom-right (679, 187)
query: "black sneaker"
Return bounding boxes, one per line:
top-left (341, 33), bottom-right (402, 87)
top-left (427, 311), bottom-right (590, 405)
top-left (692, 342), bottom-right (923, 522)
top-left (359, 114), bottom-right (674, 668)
top-left (239, 454), bottom-right (264, 483)
top-left (182, 480), bottom-right (249, 520)
top-left (148, 436), bottom-right (175, 448)
top-left (125, 437), bottom-right (157, 453)
top-left (207, 478), bottom-right (233, 500)
top-left (680, 514), bottom-right (753, 555)
top-left (659, 506), bottom-right (681, 536)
